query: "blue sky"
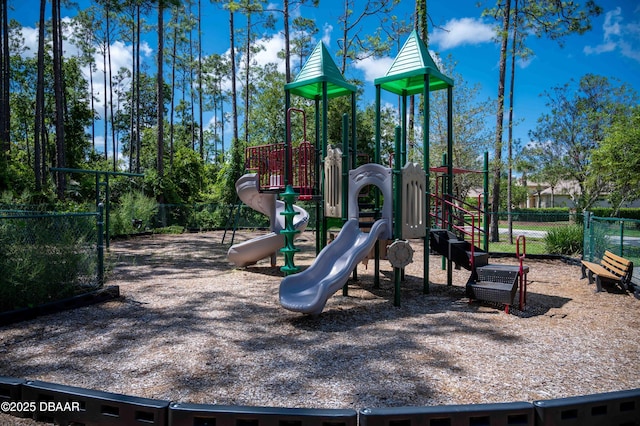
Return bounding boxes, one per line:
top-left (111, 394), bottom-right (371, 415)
top-left (11, 0), bottom-right (640, 156)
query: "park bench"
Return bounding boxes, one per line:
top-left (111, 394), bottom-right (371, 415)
top-left (581, 250), bottom-right (634, 293)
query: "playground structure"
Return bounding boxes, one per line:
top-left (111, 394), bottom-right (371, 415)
top-left (227, 173), bottom-right (309, 267)
top-left (228, 30), bottom-right (529, 314)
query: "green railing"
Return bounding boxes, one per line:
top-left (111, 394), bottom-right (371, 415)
top-left (0, 207), bottom-right (104, 313)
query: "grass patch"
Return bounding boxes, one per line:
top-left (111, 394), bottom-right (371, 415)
top-left (489, 239), bottom-right (547, 255)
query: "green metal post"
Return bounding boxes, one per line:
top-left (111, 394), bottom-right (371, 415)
top-left (315, 98), bottom-right (321, 255)
top-left (321, 83), bottom-right (329, 250)
top-left (342, 114), bottom-right (349, 224)
top-left (97, 203), bottom-right (104, 286)
top-left (423, 77), bottom-right (430, 294)
top-left (589, 212), bottom-right (595, 262)
top-left (400, 92), bottom-right (408, 283)
top-left (374, 85), bottom-right (381, 289)
top-left (620, 220), bottom-right (624, 257)
top-left (95, 174), bottom-right (100, 214)
top-left (279, 185), bottom-right (301, 276)
top-left (105, 173), bottom-right (110, 249)
top-left (583, 210), bottom-right (589, 261)
top-left (447, 87), bottom-right (454, 287)
top-left (401, 91), bottom-right (407, 166)
top-left (440, 153), bottom-right (447, 270)
top-left (351, 92), bottom-right (357, 169)
top-left (394, 126), bottom-right (402, 306)
top-left (483, 151), bottom-right (489, 252)
top-left (342, 114), bottom-right (351, 295)
top-left (447, 87), bottom-right (454, 209)
top-left (284, 92), bottom-right (291, 188)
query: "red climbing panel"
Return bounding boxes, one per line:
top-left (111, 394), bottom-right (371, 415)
top-left (245, 142), bottom-right (315, 198)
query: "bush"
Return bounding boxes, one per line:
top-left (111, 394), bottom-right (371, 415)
top-left (588, 207), bottom-right (640, 220)
top-left (499, 208), bottom-right (570, 222)
top-left (544, 224), bottom-right (584, 256)
top-left (0, 214), bottom-right (99, 312)
top-left (110, 192), bottom-right (158, 236)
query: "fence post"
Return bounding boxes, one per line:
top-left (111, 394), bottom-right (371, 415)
top-left (585, 211), bottom-right (594, 262)
top-left (97, 203), bottom-right (104, 286)
top-left (620, 219), bottom-right (624, 257)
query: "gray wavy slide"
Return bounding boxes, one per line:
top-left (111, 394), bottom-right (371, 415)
top-left (227, 173), bottom-right (309, 267)
top-left (279, 218), bottom-right (389, 315)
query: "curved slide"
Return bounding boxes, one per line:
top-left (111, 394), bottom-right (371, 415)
top-left (279, 218), bottom-right (389, 315)
top-left (227, 174), bottom-right (309, 267)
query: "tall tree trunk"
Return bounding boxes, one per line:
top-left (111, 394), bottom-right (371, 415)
top-left (198, 0), bottom-right (204, 160)
top-left (283, 0), bottom-right (290, 83)
top-left (409, 0), bottom-right (427, 164)
top-left (507, 0), bottom-right (518, 244)
top-left (228, 8), bottom-right (241, 203)
top-left (89, 58), bottom-right (95, 152)
top-left (129, 6), bottom-right (136, 173)
top-left (417, 0), bottom-right (427, 42)
top-left (490, 0), bottom-right (511, 242)
top-left (0, 0), bottom-right (10, 155)
top-left (340, 0), bottom-right (349, 74)
top-left (34, 0), bottom-right (46, 190)
top-left (157, 0), bottom-right (165, 191)
top-left (189, 8), bottom-right (196, 151)
top-left (135, 4), bottom-right (141, 173)
top-left (52, 0), bottom-right (66, 197)
top-left (220, 78), bottom-right (225, 158)
top-left (102, 39), bottom-right (108, 160)
top-left (106, 3), bottom-right (116, 171)
top-left (244, 12), bottom-right (250, 145)
top-left (169, 15), bottom-right (176, 171)
top-left (230, 10), bottom-right (238, 144)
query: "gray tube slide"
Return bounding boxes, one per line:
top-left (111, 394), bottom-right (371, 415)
top-left (227, 174), bottom-right (309, 267)
top-left (279, 218), bottom-right (389, 315)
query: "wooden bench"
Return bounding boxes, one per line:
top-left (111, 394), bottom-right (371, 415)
top-left (581, 250), bottom-right (634, 292)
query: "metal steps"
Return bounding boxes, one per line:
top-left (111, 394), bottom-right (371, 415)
top-left (429, 229), bottom-right (489, 270)
top-left (467, 264), bottom-right (530, 313)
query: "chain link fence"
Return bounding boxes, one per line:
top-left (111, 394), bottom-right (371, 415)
top-left (0, 208), bottom-right (104, 313)
top-left (485, 211), bottom-right (582, 256)
top-left (583, 213), bottom-right (640, 285)
top-left (4, 197), bottom-right (638, 312)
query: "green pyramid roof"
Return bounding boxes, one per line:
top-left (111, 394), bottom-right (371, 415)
top-left (375, 30), bottom-right (453, 95)
top-left (285, 42), bottom-right (357, 100)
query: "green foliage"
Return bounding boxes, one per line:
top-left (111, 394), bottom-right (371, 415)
top-left (498, 179), bottom-right (529, 210)
top-left (0, 213), bottom-right (99, 312)
top-left (500, 208), bottom-right (571, 222)
top-left (168, 145), bottom-right (205, 204)
top-left (583, 220), bottom-right (612, 261)
top-left (589, 106), bottom-right (640, 212)
top-left (544, 224), bottom-right (583, 256)
top-left (527, 74), bottom-right (638, 212)
top-left (110, 192), bottom-right (158, 236)
top-left (588, 208), bottom-right (640, 220)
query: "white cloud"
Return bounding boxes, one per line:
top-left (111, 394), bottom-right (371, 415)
top-left (517, 56), bottom-right (534, 69)
top-left (250, 33), bottom-right (286, 73)
top-left (322, 23), bottom-right (333, 46)
top-left (584, 41), bottom-right (617, 55)
top-left (209, 33), bottom-right (289, 94)
top-left (352, 56), bottom-right (394, 82)
top-left (430, 17), bottom-right (495, 50)
top-left (140, 41), bottom-right (154, 58)
top-left (19, 26), bottom-right (38, 57)
top-left (584, 7), bottom-right (640, 63)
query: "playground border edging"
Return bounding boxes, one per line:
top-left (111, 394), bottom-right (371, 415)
top-left (2, 377), bottom-right (639, 426)
top-left (0, 286), bottom-right (120, 327)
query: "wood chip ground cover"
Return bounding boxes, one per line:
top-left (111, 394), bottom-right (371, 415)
top-left (1, 230), bottom-right (639, 424)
